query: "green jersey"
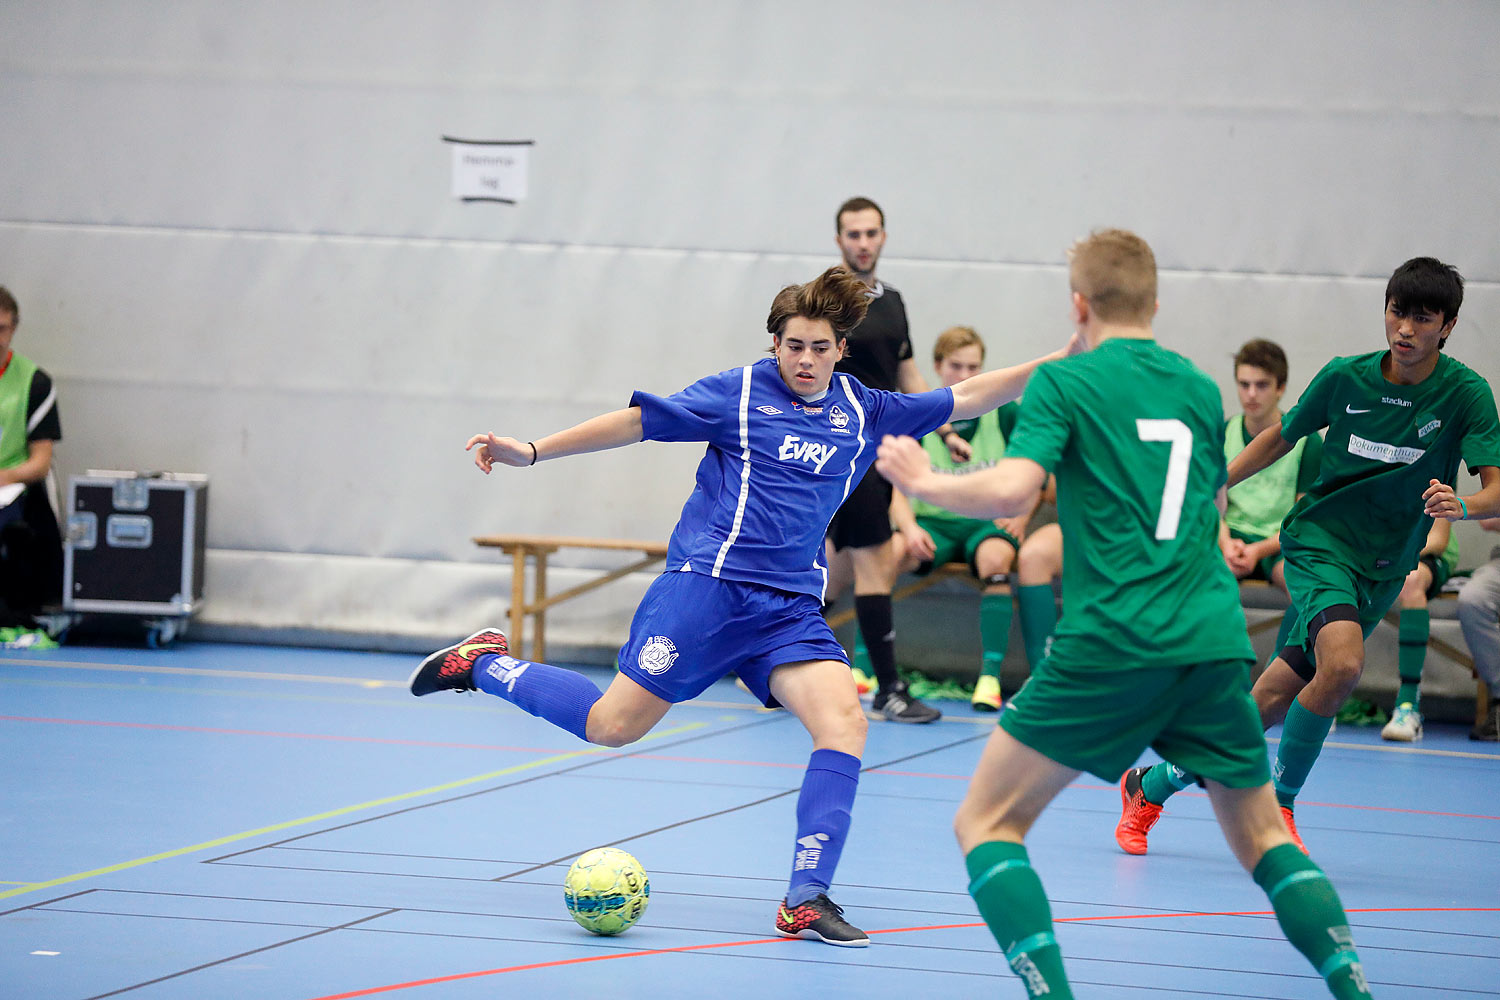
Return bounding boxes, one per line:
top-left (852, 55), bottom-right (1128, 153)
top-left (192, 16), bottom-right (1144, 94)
top-left (1004, 338), bottom-right (1253, 669)
top-left (1279, 350), bottom-right (1500, 581)
top-left (0, 351), bottom-right (39, 469)
top-left (1223, 414), bottom-right (1322, 539)
top-left (911, 403), bottom-right (1020, 522)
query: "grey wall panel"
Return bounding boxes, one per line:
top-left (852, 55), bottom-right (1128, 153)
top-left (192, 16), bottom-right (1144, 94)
top-left (3, 0), bottom-right (1497, 641)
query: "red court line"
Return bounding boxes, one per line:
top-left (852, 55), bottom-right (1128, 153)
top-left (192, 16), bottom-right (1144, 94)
top-left (6, 715), bottom-right (1498, 821)
top-left (304, 905), bottom-right (1500, 1000)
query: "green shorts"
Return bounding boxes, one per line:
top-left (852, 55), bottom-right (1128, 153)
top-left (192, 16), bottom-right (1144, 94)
top-left (1229, 528), bottom-right (1283, 581)
top-left (998, 655), bottom-right (1268, 786)
top-left (1281, 551), bottom-right (1405, 651)
top-left (915, 515), bottom-right (1018, 577)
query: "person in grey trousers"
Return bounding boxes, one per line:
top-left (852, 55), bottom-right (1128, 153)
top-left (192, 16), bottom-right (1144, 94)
top-left (1456, 518), bottom-right (1500, 740)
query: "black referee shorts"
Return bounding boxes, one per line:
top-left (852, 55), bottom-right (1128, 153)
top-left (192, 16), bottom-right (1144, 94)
top-left (827, 465), bottom-right (894, 552)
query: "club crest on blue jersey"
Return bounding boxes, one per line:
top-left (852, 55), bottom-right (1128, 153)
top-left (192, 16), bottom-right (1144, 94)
top-left (828, 404), bottom-right (851, 433)
top-left (638, 636), bottom-right (679, 674)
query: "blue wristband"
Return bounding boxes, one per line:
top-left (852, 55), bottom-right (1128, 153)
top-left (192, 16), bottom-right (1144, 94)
top-left (1458, 496), bottom-right (1468, 520)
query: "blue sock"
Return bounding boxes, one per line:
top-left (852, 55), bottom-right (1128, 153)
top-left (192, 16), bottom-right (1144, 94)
top-left (472, 653), bottom-right (602, 743)
top-left (786, 749), bottom-right (861, 906)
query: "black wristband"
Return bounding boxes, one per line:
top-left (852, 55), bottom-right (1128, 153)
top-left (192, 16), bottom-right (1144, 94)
top-left (528, 442), bottom-right (538, 466)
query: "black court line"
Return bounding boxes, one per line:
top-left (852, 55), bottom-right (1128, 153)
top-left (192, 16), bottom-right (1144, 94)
top-left (79, 908), bottom-right (399, 1000)
top-left (490, 730), bottom-right (993, 882)
top-left (0, 886), bottom-right (96, 919)
top-left (205, 712), bottom-right (790, 864)
top-left (40, 906), bottom-right (328, 930)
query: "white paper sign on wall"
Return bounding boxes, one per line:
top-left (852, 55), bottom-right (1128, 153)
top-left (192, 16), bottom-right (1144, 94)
top-left (444, 137), bottom-right (533, 203)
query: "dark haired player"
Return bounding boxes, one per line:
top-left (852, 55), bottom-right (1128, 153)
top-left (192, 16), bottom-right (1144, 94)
top-left (1119, 257), bottom-right (1500, 855)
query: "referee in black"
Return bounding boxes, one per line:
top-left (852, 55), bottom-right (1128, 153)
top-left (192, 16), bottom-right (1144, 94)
top-left (825, 198), bottom-right (965, 722)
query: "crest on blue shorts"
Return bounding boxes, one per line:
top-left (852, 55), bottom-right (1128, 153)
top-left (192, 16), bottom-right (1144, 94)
top-left (638, 636), bottom-right (679, 675)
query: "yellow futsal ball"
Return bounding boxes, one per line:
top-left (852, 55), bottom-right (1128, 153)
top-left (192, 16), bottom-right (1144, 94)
top-left (563, 847), bottom-right (650, 935)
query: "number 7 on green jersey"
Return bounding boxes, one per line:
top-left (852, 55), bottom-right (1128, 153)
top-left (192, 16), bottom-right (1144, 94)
top-left (1136, 418), bottom-right (1192, 541)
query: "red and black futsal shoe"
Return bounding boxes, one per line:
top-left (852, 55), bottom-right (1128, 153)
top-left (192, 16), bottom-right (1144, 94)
top-left (775, 894), bottom-right (870, 947)
top-left (408, 628), bottom-right (509, 696)
top-left (1115, 766), bottom-right (1164, 855)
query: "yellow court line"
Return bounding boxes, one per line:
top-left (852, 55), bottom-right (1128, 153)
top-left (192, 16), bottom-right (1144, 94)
top-left (0, 658), bottom-right (406, 688)
top-left (0, 720), bottom-right (705, 902)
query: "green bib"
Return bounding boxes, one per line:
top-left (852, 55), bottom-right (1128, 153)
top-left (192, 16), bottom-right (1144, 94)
top-left (1223, 413), bottom-right (1306, 539)
top-left (912, 408), bottom-right (1009, 522)
top-left (0, 352), bottom-right (38, 469)
top-left (1438, 526), bottom-right (1460, 575)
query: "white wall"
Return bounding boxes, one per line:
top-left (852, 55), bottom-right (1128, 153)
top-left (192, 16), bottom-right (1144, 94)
top-left (2, 1), bottom-right (1497, 646)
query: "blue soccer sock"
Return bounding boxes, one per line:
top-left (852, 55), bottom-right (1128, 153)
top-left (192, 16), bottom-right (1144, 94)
top-left (785, 749), bottom-right (861, 906)
top-left (1273, 697), bottom-right (1335, 809)
top-left (473, 653), bottom-right (602, 743)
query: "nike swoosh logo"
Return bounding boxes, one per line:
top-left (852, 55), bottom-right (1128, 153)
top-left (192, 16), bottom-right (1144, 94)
top-left (1345, 405), bottom-right (1370, 414)
top-left (457, 641), bottom-right (500, 659)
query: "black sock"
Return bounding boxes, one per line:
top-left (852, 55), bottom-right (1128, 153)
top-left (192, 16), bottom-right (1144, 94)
top-left (854, 594), bottom-right (900, 694)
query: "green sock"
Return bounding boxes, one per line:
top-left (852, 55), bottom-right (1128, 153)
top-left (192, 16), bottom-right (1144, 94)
top-left (979, 591), bottom-right (1013, 680)
top-left (1254, 844), bottom-right (1372, 997)
top-left (1140, 761), bottom-right (1194, 805)
top-left (851, 631), bottom-right (871, 674)
top-left (1396, 608), bottom-right (1428, 709)
top-left (1016, 584), bottom-right (1058, 669)
top-left (1273, 698), bottom-right (1334, 809)
top-left (965, 842), bottom-right (1074, 999)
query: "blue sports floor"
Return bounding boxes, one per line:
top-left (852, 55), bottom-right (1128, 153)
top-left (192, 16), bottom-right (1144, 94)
top-left (3, 642), bottom-right (1498, 999)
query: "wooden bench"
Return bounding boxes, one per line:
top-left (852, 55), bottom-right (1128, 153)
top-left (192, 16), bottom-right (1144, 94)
top-left (474, 534), bottom-right (668, 662)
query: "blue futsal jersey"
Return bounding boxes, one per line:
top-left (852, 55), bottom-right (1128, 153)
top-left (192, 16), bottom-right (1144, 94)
top-left (632, 357), bottom-right (953, 599)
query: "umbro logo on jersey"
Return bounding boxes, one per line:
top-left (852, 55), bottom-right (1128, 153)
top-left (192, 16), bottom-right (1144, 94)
top-left (778, 435), bottom-right (838, 472)
top-left (756, 405), bottom-right (783, 415)
top-left (1345, 405), bottom-right (1370, 414)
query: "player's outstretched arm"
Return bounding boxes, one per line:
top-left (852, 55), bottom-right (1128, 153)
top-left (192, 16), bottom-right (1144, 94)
top-left (877, 435), bottom-right (1046, 519)
top-left (947, 333), bottom-right (1086, 421)
top-left (1424, 466), bottom-right (1500, 521)
top-left (466, 407), bottom-right (645, 474)
top-left (1226, 419), bottom-right (1295, 488)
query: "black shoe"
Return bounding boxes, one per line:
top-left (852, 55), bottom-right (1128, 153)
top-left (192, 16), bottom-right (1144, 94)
top-left (872, 686), bottom-right (941, 723)
top-left (408, 628), bottom-right (508, 696)
top-left (1470, 703), bottom-right (1500, 742)
top-left (775, 893), bottom-right (870, 947)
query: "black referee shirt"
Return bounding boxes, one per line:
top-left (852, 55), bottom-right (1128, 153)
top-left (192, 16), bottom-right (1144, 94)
top-left (835, 282), bottom-right (912, 393)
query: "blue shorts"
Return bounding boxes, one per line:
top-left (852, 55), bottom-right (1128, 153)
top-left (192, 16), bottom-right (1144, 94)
top-left (616, 571), bottom-right (848, 708)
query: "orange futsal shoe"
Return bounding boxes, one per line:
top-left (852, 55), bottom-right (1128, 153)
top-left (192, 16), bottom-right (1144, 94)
top-left (1115, 766), bottom-right (1164, 855)
top-left (1280, 806), bottom-right (1308, 854)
